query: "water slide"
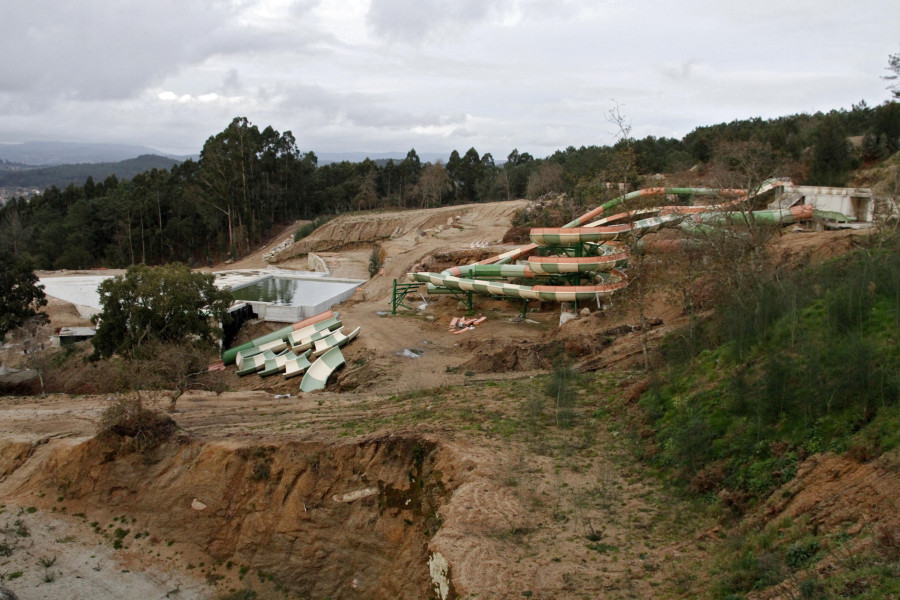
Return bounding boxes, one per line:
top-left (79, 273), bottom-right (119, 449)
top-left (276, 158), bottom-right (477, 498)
top-left (260, 348), bottom-right (297, 377)
top-left (311, 326), bottom-right (361, 358)
top-left (407, 180), bottom-right (808, 304)
top-left (284, 349), bottom-right (313, 379)
top-left (300, 347), bottom-right (346, 392)
top-left (220, 306), bottom-right (359, 391)
top-left (222, 310), bottom-right (335, 365)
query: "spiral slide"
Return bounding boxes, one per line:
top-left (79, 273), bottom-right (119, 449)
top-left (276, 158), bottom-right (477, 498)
top-left (407, 180), bottom-right (809, 305)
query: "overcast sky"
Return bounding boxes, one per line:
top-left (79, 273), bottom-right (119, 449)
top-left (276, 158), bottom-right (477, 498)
top-left (2, 0), bottom-right (898, 159)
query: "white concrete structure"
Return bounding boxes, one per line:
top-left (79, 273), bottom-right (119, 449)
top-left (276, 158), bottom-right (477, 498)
top-left (228, 274), bottom-right (364, 322)
top-left (40, 268), bottom-right (364, 324)
top-left (39, 275), bottom-right (113, 318)
top-left (768, 184), bottom-right (874, 222)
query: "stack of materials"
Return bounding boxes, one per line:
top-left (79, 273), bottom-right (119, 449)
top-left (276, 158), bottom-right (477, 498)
top-left (448, 315), bottom-right (487, 334)
top-left (223, 309), bottom-right (360, 391)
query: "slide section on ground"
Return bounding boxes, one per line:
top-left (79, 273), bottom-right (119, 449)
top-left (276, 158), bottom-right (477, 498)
top-left (300, 347), bottom-right (346, 392)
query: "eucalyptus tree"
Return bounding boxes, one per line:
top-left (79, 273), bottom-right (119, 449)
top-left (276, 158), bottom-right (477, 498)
top-left (0, 250), bottom-right (47, 342)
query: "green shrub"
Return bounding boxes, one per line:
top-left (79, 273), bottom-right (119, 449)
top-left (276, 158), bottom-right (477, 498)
top-left (785, 538), bottom-right (820, 568)
top-left (368, 245), bottom-right (384, 278)
top-left (293, 216), bottom-right (330, 242)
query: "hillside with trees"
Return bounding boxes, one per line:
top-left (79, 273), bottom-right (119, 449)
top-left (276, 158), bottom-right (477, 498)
top-left (0, 96), bottom-right (899, 598)
top-left (0, 99), bottom-right (897, 270)
top-left (0, 154), bottom-right (182, 190)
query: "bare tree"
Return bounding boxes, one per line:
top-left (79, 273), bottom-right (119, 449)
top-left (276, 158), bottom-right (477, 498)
top-left (606, 102), bottom-right (653, 371)
top-left (525, 163), bottom-right (565, 199)
top-left (709, 139), bottom-right (779, 193)
top-left (414, 162), bottom-right (452, 208)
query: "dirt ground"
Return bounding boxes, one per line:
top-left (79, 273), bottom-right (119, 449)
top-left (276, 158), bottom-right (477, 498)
top-left (0, 201), bottom-right (895, 599)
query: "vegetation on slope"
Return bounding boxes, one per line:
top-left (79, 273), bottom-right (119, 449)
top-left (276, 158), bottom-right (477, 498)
top-left (0, 99), bottom-right (896, 269)
top-left (0, 251), bottom-right (47, 342)
top-left (637, 235), bottom-right (900, 508)
top-left (0, 154), bottom-right (181, 190)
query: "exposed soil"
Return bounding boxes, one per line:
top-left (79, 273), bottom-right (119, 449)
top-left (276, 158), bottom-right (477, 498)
top-left (1, 199), bottom-right (898, 599)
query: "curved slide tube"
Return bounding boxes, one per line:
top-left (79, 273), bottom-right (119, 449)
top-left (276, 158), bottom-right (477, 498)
top-left (469, 186), bottom-right (749, 268)
top-left (312, 326), bottom-right (361, 358)
top-left (288, 316), bottom-right (342, 347)
top-left (409, 270), bottom-right (628, 302)
top-left (284, 350), bottom-right (313, 379)
top-left (259, 348), bottom-right (296, 377)
top-left (236, 349), bottom-right (277, 377)
top-left (291, 323), bottom-right (345, 353)
top-left (300, 346), bottom-right (346, 392)
top-left (222, 310), bottom-right (335, 365)
top-left (235, 337), bottom-right (289, 369)
top-left (408, 180), bottom-right (808, 306)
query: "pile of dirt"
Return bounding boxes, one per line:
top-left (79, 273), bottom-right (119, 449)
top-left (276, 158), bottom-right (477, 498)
top-left (768, 229), bottom-right (873, 270)
top-left (408, 248), bottom-right (497, 274)
top-left (274, 207), bottom-right (472, 260)
top-left (271, 201), bottom-right (529, 264)
top-left (460, 339), bottom-right (552, 373)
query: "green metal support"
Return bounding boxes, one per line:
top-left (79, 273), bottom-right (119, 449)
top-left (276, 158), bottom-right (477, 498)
top-left (391, 279), bottom-right (421, 314)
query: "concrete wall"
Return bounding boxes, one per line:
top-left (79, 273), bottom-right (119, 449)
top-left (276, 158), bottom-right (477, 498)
top-left (303, 284), bottom-right (361, 318)
top-left (249, 303), bottom-right (304, 322)
top-left (774, 185), bottom-right (874, 222)
top-left (235, 275), bottom-right (364, 322)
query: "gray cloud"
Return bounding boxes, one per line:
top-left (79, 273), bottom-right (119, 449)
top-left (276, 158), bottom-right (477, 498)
top-left (1, 1), bottom-right (235, 101)
top-left (366, 0), bottom-right (497, 43)
top-left (0, 0), bottom-right (897, 158)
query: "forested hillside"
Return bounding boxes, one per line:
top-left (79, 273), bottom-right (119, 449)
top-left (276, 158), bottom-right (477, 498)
top-left (0, 154), bottom-right (182, 190)
top-left (1, 102), bottom-right (898, 270)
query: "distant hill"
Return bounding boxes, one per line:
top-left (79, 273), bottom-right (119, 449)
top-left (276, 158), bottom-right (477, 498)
top-left (0, 155), bottom-right (184, 191)
top-left (0, 141), bottom-right (192, 166)
top-left (316, 151), bottom-right (450, 165)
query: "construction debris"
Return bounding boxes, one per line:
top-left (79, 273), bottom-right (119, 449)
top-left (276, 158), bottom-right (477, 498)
top-left (449, 316), bottom-right (487, 333)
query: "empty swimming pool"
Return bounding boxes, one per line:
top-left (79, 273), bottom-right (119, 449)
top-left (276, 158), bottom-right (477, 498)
top-left (228, 274), bottom-right (364, 322)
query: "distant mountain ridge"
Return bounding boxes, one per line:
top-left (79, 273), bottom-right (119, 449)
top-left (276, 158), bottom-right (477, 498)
top-left (0, 141), bottom-right (463, 198)
top-left (0, 155), bottom-right (183, 192)
top-left (0, 141), bottom-right (453, 167)
top-left (0, 141), bottom-right (192, 166)
top-left (315, 151), bottom-right (450, 165)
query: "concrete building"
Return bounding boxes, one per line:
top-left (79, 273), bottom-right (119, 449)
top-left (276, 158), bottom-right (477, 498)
top-left (768, 184), bottom-right (875, 223)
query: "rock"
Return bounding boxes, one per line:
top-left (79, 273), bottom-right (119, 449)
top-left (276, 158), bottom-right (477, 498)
top-left (332, 487), bottom-right (379, 503)
top-left (579, 307), bottom-right (591, 317)
top-left (191, 498), bottom-right (207, 511)
top-left (559, 311), bottom-right (577, 325)
top-left (0, 585), bottom-right (19, 600)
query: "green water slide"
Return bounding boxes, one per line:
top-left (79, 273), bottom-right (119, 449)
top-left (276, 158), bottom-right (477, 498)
top-left (407, 180), bottom-right (807, 306)
top-left (221, 309), bottom-right (336, 365)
